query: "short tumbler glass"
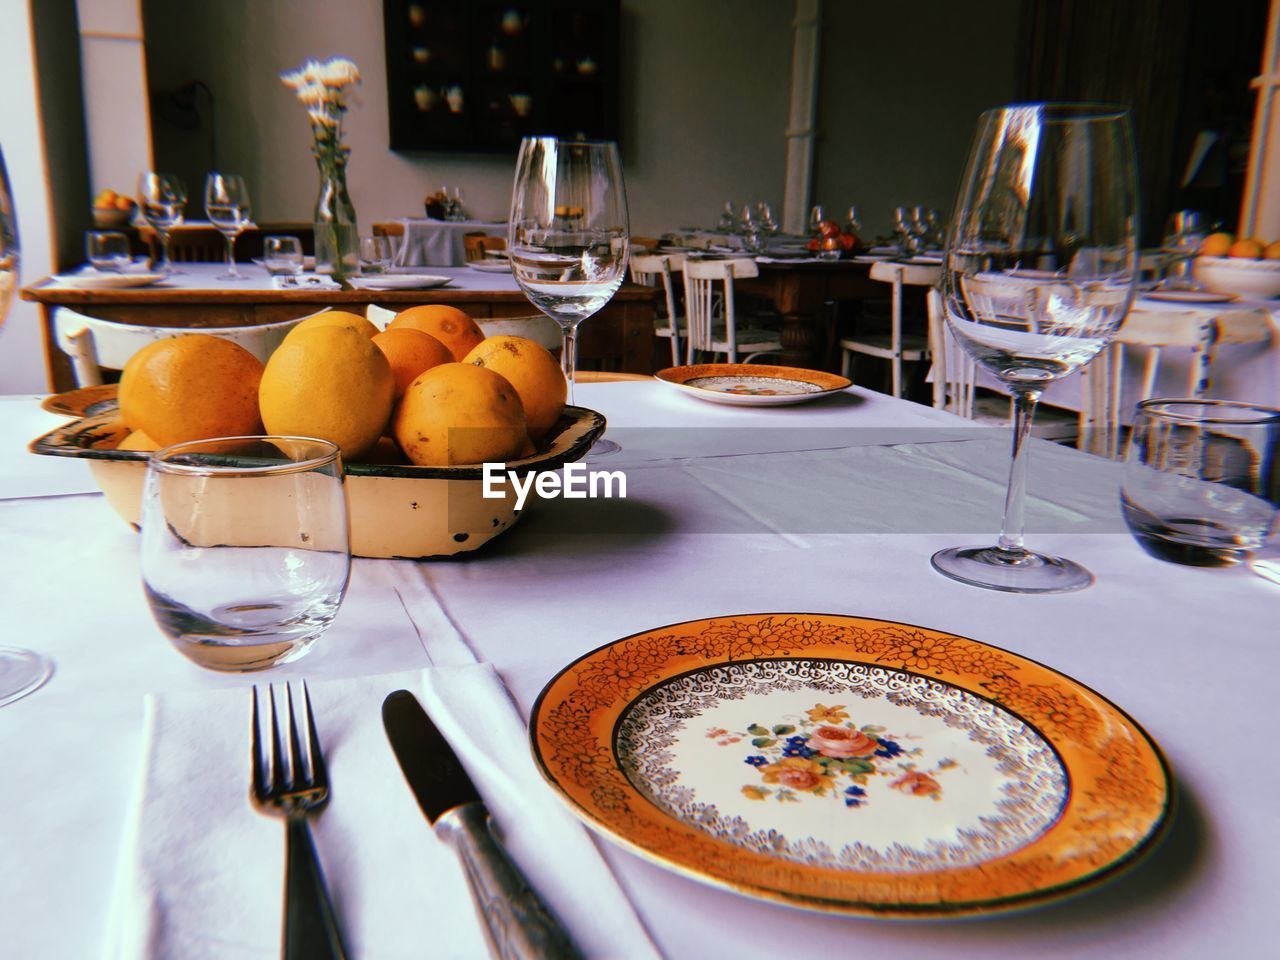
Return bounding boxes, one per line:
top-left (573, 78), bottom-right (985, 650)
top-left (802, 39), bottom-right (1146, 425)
top-left (262, 235), bottom-right (303, 276)
top-left (140, 436), bottom-right (351, 671)
top-left (1121, 400), bottom-right (1280, 567)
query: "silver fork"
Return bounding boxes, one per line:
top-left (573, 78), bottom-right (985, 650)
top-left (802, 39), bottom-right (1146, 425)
top-left (251, 682), bottom-right (348, 960)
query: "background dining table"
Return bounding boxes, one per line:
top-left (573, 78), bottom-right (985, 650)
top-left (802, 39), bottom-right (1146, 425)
top-left (393, 218), bottom-right (508, 267)
top-left (0, 381), bottom-right (1274, 959)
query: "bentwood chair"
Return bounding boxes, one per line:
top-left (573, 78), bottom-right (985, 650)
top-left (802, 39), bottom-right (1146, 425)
top-left (682, 258), bottom-right (781, 364)
top-left (840, 260), bottom-right (934, 399)
top-left (630, 252), bottom-right (688, 366)
top-left (464, 234), bottom-right (506, 261)
top-left (52, 306), bottom-right (324, 387)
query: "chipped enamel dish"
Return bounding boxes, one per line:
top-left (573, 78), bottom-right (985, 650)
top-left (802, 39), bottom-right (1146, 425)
top-left (531, 613), bottom-right (1172, 918)
top-left (29, 401), bottom-right (604, 559)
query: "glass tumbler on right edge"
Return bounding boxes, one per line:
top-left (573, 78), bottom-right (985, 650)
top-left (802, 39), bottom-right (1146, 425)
top-left (140, 436), bottom-right (351, 671)
top-left (1121, 400), bottom-right (1280, 567)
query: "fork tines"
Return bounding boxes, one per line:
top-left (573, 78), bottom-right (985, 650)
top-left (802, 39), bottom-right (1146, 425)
top-left (251, 681), bottom-right (326, 803)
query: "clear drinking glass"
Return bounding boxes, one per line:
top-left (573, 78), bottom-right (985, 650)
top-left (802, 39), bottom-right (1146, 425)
top-left (808, 204), bottom-right (827, 234)
top-left (86, 231), bottom-right (131, 272)
top-left (931, 103), bottom-right (1140, 593)
top-left (1159, 210), bottom-right (1207, 291)
top-left (204, 173), bottom-right (252, 280)
top-left (509, 137), bottom-right (629, 455)
top-left (1122, 400), bottom-right (1280, 567)
top-left (0, 146), bottom-right (54, 706)
top-left (140, 436), bottom-right (351, 671)
top-left (359, 235), bottom-right (394, 274)
top-left (845, 205), bottom-right (862, 238)
top-left (892, 206), bottom-right (912, 254)
top-left (137, 172), bottom-right (187, 273)
top-left (262, 235), bottom-right (304, 276)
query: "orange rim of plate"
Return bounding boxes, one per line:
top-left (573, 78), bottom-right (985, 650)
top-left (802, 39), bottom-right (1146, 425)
top-left (40, 383), bottom-right (120, 418)
top-left (654, 364), bottom-right (852, 393)
top-left (530, 613), bottom-right (1172, 918)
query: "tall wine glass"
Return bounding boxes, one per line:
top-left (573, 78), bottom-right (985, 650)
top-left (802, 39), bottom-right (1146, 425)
top-left (508, 137), bottom-right (629, 455)
top-left (0, 146), bottom-right (54, 706)
top-left (931, 103), bottom-right (1139, 594)
top-left (204, 173), bottom-right (252, 280)
top-left (137, 172), bottom-right (187, 273)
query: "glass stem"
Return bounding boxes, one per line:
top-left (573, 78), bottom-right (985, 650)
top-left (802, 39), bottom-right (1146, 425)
top-left (560, 322), bottom-right (580, 407)
top-left (996, 387), bottom-right (1042, 556)
top-left (159, 232), bottom-right (172, 270)
top-left (224, 233), bottom-right (236, 275)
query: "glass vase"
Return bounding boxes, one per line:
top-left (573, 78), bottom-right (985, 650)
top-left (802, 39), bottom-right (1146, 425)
top-left (313, 161), bottom-right (359, 280)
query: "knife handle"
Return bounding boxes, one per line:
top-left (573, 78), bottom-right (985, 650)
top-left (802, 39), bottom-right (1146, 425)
top-left (435, 802), bottom-right (583, 960)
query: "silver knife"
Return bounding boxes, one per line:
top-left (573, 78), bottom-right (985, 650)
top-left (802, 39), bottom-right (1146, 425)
top-left (382, 690), bottom-right (583, 960)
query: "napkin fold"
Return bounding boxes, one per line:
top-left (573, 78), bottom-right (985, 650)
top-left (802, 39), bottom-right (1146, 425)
top-left (104, 665), bottom-right (659, 960)
top-left (271, 273), bottom-right (340, 290)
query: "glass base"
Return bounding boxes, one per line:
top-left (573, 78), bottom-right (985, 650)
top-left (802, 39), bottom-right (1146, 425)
top-left (587, 437), bottom-right (621, 458)
top-left (0, 647), bottom-right (53, 707)
top-left (930, 545), bottom-right (1094, 594)
top-left (217, 268), bottom-right (244, 280)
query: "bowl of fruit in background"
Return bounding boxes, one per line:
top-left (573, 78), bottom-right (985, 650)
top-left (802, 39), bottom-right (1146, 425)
top-left (806, 219), bottom-right (860, 259)
top-left (92, 190), bottom-right (136, 228)
top-left (1193, 231), bottom-right (1280, 299)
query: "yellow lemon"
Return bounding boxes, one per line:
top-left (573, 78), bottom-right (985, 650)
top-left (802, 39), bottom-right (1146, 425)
top-left (393, 363), bottom-right (527, 466)
top-left (259, 325), bottom-right (394, 459)
top-left (463, 335), bottom-right (567, 439)
top-left (389, 304), bottom-right (485, 361)
top-left (119, 335), bottom-right (265, 447)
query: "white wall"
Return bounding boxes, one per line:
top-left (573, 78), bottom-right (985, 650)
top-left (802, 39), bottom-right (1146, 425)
top-left (78, 0), bottom-right (153, 197)
top-left (142, 0), bottom-right (795, 236)
top-left (812, 1), bottom-right (1021, 240)
top-left (0, 0), bottom-right (60, 393)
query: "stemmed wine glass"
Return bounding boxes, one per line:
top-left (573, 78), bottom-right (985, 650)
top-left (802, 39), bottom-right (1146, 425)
top-left (1159, 210), bottom-right (1206, 291)
top-left (204, 173), bottom-right (252, 280)
top-left (0, 146), bottom-right (54, 706)
top-left (137, 172), bottom-right (187, 273)
top-left (931, 103), bottom-right (1139, 593)
top-left (509, 137), bottom-right (629, 456)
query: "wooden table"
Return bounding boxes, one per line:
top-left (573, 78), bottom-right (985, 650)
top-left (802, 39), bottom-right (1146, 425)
top-left (735, 259), bottom-right (889, 369)
top-left (22, 264), bottom-right (657, 391)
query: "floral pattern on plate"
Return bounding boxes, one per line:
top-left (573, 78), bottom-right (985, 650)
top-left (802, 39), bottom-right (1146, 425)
top-left (532, 613), bottom-right (1172, 917)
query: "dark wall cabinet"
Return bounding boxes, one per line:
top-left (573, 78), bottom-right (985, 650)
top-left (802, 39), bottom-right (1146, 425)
top-left (383, 0), bottom-right (620, 153)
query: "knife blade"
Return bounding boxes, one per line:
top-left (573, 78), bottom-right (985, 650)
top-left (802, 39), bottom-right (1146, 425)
top-left (382, 690), bottom-right (583, 960)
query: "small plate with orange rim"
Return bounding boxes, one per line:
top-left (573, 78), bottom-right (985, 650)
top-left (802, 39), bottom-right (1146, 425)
top-left (530, 613), bottom-right (1172, 918)
top-left (40, 383), bottom-right (120, 419)
top-left (654, 364), bottom-right (852, 407)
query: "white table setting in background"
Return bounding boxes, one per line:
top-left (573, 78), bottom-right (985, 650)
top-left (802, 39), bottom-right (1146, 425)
top-left (394, 218), bottom-right (507, 267)
top-left (1, 380), bottom-right (1277, 959)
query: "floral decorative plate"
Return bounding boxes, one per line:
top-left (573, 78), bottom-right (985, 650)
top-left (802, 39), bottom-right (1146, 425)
top-left (41, 383), bottom-right (120, 418)
top-left (530, 613), bottom-right (1172, 918)
top-left (654, 364), bottom-right (852, 406)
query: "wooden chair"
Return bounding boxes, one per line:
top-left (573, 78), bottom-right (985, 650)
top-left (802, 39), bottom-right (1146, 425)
top-left (464, 234), bottom-right (506, 261)
top-left (137, 224), bottom-right (228, 263)
top-left (630, 236), bottom-right (660, 253)
top-left (371, 221), bottom-right (406, 239)
top-left (683, 258), bottom-right (781, 364)
top-left (630, 252), bottom-right (687, 366)
top-left (52, 306), bottom-right (326, 387)
top-left (840, 260), bottom-right (934, 399)
top-left (1080, 304), bottom-right (1274, 458)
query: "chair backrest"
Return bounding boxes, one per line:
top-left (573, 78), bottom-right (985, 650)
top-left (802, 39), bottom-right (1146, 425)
top-left (926, 288), bottom-right (977, 418)
top-left (371, 221), bottom-right (406, 238)
top-left (366, 302), bottom-right (397, 331)
top-left (52, 306), bottom-right (327, 387)
top-left (464, 234), bottom-right (506, 261)
top-left (682, 257), bottom-right (758, 361)
top-left (630, 253), bottom-right (686, 322)
top-left (137, 224), bottom-right (228, 263)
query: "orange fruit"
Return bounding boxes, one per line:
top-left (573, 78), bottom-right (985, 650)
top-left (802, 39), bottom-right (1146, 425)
top-left (1200, 232), bottom-right (1233, 257)
top-left (1228, 239), bottom-right (1264, 259)
top-left (359, 435), bottom-right (409, 465)
top-left (1264, 241), bottom-right (1280, 260)
top-left (284, 309), bottom-right (379, 342)
top-left (393, 363), bottom-right (527, 466)
top-left (390, 305), bottom-right (485, 361)
top-left (119, 335), bottom-right (265, 447)
top-left (463, 335), bottom-right (567, 439)
top-left (372, 328), bottom-right (454, 398)
top-left (259, 325), bottom-right (394, 459)
top-left (117, 429), bottom-right (159, 451)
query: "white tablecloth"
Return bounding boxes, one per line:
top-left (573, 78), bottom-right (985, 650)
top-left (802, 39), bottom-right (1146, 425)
top-left (394, 219), bottom-right (506, 267)
top-left (1, 383), bottom-right (1276, 959)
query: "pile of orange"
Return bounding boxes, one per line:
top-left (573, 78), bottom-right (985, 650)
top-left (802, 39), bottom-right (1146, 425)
top-left (1200, 232), bottom-right (1280, 260)
top-left (116, 305), bottom-right (567, 467)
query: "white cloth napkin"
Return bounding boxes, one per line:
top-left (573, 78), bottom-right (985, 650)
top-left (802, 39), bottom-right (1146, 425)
top-left (104, 665), bottom-right (659, 960)
top-left (271, 273), bottom-right (340, 290)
